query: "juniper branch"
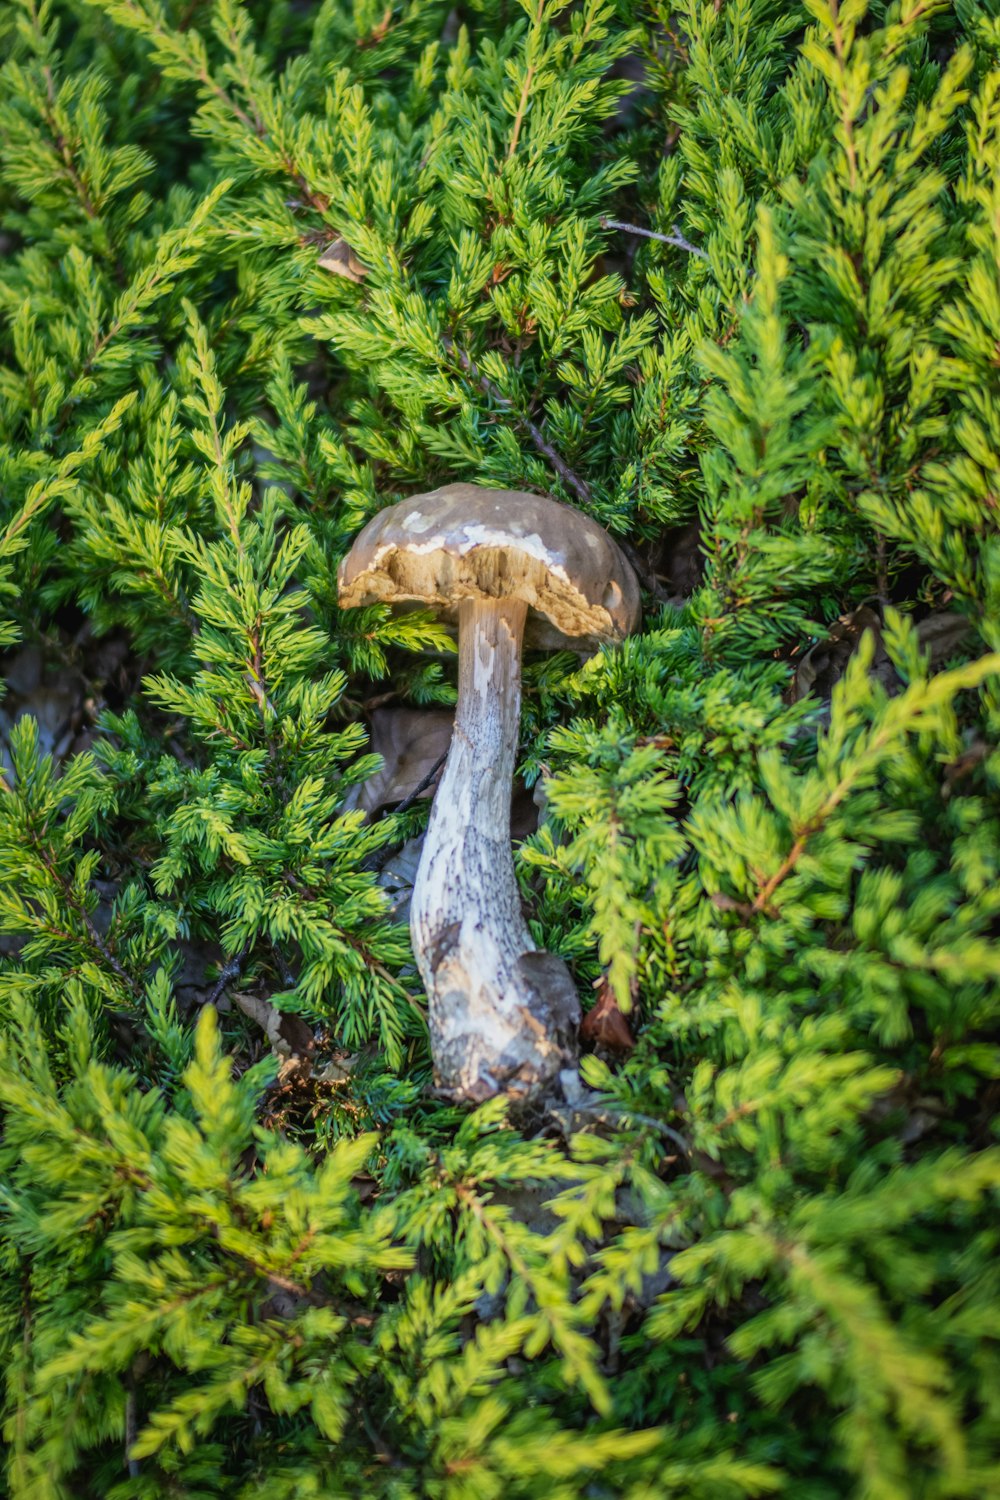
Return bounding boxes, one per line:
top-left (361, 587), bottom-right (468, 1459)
top-left (442, 336), bottom-right (593, 505)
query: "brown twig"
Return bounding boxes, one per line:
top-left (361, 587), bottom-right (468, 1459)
top-left (41, 68), bottom-right (98, 221)
top-left (506, 0), bottom-right (546, 160)
top-left (507, 63), bottom-right (536, 159)
top-left (828, 0), bottom-right (858, 190)
top-left (751, 717), bottom-right (904, 914)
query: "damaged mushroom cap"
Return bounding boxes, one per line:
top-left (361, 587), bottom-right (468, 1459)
top-left (337, 484), bottom-right (641, 650)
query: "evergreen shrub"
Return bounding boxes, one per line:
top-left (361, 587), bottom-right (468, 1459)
top-left (1, 0), bottom-right (999, 1494)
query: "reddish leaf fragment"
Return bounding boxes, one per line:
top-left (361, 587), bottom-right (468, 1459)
top-left (581, 978), bottom-right (635, 1052)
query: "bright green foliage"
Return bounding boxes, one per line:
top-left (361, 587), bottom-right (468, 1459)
top-left (1, 0), bottom-right (999, 1496)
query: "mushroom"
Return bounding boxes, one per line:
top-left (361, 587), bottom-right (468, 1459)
top-left (338, 484), bottom-right (640, 1103)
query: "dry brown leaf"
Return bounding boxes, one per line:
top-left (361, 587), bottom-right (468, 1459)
top-left (789, 605), bottom-right (885, 703)
top-left (650, 517), bottom-right (704, 601)
top-left (0, 643), bottom-right (85, 773)
top-left (378, 833), bottom-right (425, 925)
top-left (915, 609), bottom-right (973, 665)
top-left (345, 707), bottom-right (454, 815)
top-left (580, 978), bottom-right (636, 1053)
top-left (230, 990), bottom-right (314, 1061)
top-left (789, 606), bottom-right (975, 705)
top-left (318, 238), bottom-right (367, 282)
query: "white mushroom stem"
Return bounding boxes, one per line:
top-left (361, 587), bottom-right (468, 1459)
top-left (409, 596), bottom-right (580, 1102)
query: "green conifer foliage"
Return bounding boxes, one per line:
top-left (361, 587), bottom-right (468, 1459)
top-left (1, 0), bottom-right (999, 1495)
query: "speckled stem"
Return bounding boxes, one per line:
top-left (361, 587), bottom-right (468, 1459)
top-left (409, 597), bottom-right (580, 1102)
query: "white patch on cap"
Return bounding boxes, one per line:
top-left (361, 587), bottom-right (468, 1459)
top-left (385, 524), bottom-right (572, 581)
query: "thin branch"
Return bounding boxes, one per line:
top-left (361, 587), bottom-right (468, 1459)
top-left (271, 939), bottom-right (298, 989)
top-left (875, 533), bottom-right (890, 611)
top-left (34, 845), bottom-right (144, 1001)
top-left (442, 336), bottom-right (592, 505)
top-left (82, 910), bottom-right (144, 999)
top-left (41, 67), bottom-right (98, 221)
top-left (506, 0), bottom-right (546, 161)
top-left (506, 63), bottom-right (535, 160)
top-left (600, 217), bottom-right (709, 262)
top-left (391, 751), bottom-right (448, 817)
top-left (828, 0), bottom-right (858, 190)
top-left (205, 942), bottom-right (253, 1008)
top-left (124, 1379), bottom-right (140, 1478)
top-left (751, 709), bottom-right (915, 914)
top-left (578, 1102), bottom-right (691, 1157)
top-left (363, 752), bottom-right (447, 877)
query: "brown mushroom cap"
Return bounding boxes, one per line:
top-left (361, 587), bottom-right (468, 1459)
top-left (337, 484), bottom-right (641, 649)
